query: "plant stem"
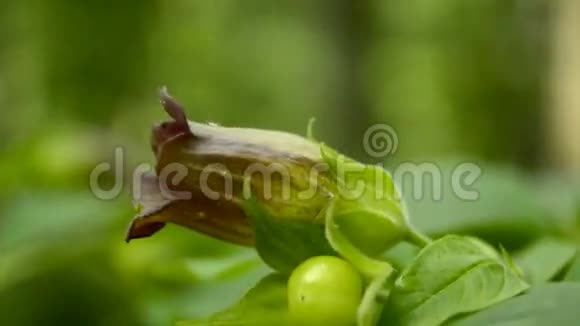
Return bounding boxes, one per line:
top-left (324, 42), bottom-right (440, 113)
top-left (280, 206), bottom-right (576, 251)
top-left (357, 269), bottom-right (395, 326)
top-left (407, 225), bottom-right (433, 248)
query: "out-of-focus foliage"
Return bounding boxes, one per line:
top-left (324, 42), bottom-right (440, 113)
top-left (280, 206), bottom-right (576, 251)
top-left (0, 1), bottom-right (579, 325)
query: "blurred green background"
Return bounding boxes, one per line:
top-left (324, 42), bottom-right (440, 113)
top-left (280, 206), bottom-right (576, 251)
top-left (1, 1), bottom-right (579, 325)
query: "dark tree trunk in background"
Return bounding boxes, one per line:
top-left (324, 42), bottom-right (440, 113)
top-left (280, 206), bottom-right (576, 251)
top-left (549, 0), bottom-right (580, 175)
top-left (326, 0), bottom-right (375, 162)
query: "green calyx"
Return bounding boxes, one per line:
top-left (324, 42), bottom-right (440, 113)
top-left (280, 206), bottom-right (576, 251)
top-left (242, 141), bottom-right (434, 326)
top-left (319, 144), bottom-right (431, 256)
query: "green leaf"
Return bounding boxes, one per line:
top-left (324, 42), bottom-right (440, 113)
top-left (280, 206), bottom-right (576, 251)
top-left (448, 283), bottom-right (580, 325)
top-left (499, 245), bottom-right (524, 279)
top-left (242, 198), bottom-right (335, 274)
top-left (403, 165), bottom-right (579, 247)
top-left (383, 242), bottom-right (420, 271)
top-left (383, 235), bottom-right (529, 326)
top-left (564, 255), bottom-right (580, 281)
top-left (514, 238), bottom-right (577, 284)
top-left (178, 274), bottom-right (291, 326)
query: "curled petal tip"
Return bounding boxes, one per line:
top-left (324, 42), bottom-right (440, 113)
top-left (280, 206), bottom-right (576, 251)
top-left (158, 86), bottom-right (189, 129)
top-left (125, 218), bottom-right (166, 243)
top-left (159, 85), bottom-right (169, 99)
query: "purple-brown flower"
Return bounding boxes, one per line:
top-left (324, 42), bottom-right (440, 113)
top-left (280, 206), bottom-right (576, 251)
top-left (126, 88), bottom-right (330, 246)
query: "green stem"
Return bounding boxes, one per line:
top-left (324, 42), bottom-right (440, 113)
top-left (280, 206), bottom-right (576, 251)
top-left (324, 199), bottom-right (398, 326)
top-left (406, 225), bottom-right (432, 248)
top-left (358, 269), bottom-right (395, 326)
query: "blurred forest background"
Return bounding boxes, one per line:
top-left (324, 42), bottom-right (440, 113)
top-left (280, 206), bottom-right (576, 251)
top-left (1, 1), bottom-right (580, 325)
